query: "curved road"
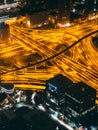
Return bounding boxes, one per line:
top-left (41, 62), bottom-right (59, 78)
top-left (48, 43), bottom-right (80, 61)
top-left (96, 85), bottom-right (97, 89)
top-left (0, 18), bottom-right (98, 97)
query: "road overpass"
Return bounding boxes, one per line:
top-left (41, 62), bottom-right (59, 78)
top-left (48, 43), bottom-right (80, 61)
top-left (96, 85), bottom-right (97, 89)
top-left (0, 18), bottom-right (98, 93)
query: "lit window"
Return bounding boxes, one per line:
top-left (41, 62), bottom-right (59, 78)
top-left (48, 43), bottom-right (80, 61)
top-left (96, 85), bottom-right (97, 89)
top-left (94, 8), bottom-right (96, 11)
top-left (72, 8), bottom-right (76, 13)
top-left (94, 0), bottom-right (96, 4)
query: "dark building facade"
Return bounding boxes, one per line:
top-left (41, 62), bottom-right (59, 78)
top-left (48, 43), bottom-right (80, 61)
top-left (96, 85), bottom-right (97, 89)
top-left (25, 0), bottom-right (98, 23)
top-left (26, 0), bottom-right (48, 13)
top-left (0, 23), bottom-right (9, 42)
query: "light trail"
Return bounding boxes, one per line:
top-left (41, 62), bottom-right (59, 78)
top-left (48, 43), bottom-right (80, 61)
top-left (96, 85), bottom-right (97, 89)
top-left (0, 18), bottom-right (98, 92)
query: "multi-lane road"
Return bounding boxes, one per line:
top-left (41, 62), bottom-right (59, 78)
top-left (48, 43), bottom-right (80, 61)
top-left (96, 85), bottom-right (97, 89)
top-left (0, 18), bottom-right (98, 97)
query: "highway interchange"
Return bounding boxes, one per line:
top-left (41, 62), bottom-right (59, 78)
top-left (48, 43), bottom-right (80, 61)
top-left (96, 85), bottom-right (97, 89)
top-left (0, 18), bottom-right (98, 98)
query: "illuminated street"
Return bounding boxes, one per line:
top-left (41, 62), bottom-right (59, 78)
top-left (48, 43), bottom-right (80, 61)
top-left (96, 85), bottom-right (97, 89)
top-left (0, 18), bottom-right (98, 97)
top-left (0, 0), bottom-right (98, 129)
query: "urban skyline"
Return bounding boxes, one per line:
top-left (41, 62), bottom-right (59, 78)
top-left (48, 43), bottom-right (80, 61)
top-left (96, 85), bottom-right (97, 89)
top-left (0, 0), bottom-right (98, 130)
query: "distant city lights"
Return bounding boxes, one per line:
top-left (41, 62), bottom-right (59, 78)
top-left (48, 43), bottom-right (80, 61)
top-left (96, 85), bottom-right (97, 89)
top-left (57, 23), bottom-right (71, 27)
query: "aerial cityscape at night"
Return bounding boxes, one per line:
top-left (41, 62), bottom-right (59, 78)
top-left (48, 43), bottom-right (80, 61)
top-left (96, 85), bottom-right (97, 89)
top-left (0, 0), bottom-right (98, 130)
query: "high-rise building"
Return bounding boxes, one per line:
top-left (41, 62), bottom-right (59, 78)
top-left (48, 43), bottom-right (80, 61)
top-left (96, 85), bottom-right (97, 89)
top-left (45, 74), bottom-right (72, 114)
